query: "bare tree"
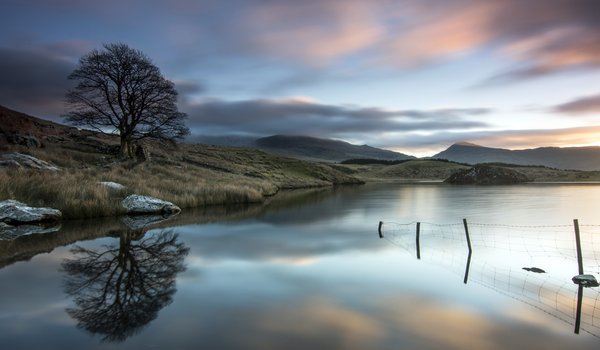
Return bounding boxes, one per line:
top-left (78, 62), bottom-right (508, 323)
top-left (64, 43), bottom-right (190, 158)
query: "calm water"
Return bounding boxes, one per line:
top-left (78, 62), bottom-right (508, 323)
top-left (1, 183), bottom-right (600, 349)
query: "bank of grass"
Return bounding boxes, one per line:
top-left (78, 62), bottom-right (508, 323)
top-left (0, 165), bottom-right (276, 219)
top-left (0, 143), bottom-right (361, 219)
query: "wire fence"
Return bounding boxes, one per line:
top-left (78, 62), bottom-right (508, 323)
top-left (378, 219), bottom-right (600, 337)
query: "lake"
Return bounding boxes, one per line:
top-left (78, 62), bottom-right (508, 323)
top-left (1, 183), bottom-right (599, 349)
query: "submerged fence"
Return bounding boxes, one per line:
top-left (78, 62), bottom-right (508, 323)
top-left (377, 219), bottom-right (600, 337)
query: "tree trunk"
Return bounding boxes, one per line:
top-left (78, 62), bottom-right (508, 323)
top-left (120, 137), bottom-right (132, 159)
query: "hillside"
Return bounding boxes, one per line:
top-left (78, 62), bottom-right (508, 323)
top-left (434, 142), bottom-right (600, 171)
top-left (339, 159), bottom-right (470, 181)
top-left (192, 134), bottom-right (414, 162)
top-left (335, 158), bottom-right (600, 183)
top-left (0, 105), bottom-right (362, 218)
top-left (256, 135), bottom-right (414, 162)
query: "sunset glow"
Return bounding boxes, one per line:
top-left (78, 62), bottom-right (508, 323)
top-left (1, 0), bottom-right (599, 156)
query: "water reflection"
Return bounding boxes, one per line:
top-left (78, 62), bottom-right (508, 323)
top-left (61, 229), bottom-right (189, 342)
top-left (381, 220), bottom-right (600, 337)
top-left (2, 184), bottom-right (600, 349)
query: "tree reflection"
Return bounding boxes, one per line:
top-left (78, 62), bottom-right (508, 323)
top-left (62, 229), bottom-right (189, 342)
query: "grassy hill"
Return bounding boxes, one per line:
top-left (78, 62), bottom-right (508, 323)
top-left (0, 105), bottom-right (362, 219)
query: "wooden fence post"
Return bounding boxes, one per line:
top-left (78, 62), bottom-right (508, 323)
top-left (416, 222), bottom-right (421, 260)
top-left (463, 218), bottom-right (472, 254)
top-left (574, 219), bottom-right (584, 275)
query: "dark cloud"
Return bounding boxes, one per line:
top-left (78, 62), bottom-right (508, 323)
top-left (183, 98), bottom-right (490, 137)
top-left (553, 94), bottom-right (600, 115)
top-left (175, 80), bottom-right (205, 96)
top-left (0, 46), bottom-right (75, 119)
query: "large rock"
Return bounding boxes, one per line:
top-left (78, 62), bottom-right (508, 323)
top-left (444, 165), bottom-right (530, 185)
top-left (121, 195), bottom-right (181, 215)
top-left (0, 222), bottom-right (61, 240)
top-left (0, 153), bottom-right (61, 171)
top-left (0, 200), bottom-right (62, 224)
top-left (99, 181), bottom-right (126, 190)
top-left (121, 213), bottom-right (178, 230)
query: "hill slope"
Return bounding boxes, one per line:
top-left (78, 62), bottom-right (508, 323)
top-left (255, 135), bottom-right (414, 162)
top-left (433, 143), bottom-right (600, 171)
top-left (0, 105), bottom-right (363, 218)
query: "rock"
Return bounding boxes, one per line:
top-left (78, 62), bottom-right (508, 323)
top-left (121, 195), bottom-right (181, 215)
top-left (572, 274), bottom-right (599, 287)
top-left (6, 133), bottom-right (42, 148)
top-left (444, 165), bottom-right (530, 185)
top-left (135, 145), bottom-right (150, 162)
top-left (0, 159), bottom-right (23, 169)
top-left (0, 200), bottom-right (62, 224)
top-left (99, 181), bottom-right (126, 190)
top-left (522, 267), bottom-right (546, 273)
top-left (0, 222), bottom-right (61, 240)
top-left (121, 213), bottom-right (178, 230)
top-left (0, 153), bottom-right (61, 171)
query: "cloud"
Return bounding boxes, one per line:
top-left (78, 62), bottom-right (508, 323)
top-left (3, 0), bottom-right (600, 95)
top-left (183, 97), bottom-right (490, 137)
top-left (377, 125), bottom-right (600, 157)
top-left (0, 46), bottom-right (76, 119)
top-left (553, 94), bottom-right (600, 115)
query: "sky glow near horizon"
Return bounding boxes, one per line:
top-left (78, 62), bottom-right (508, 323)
top-left (1, 0), bottom-right (600, 157)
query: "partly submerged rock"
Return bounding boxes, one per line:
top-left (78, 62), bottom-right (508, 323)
top-left (444, 165), bottom-right (530, 185)
top-left (121, 195), bottom-right (181, 215)
top-left (121, 213), bottom-right (179, 230)
top-left (0, 222), bottom-right (61, 240)
top-left (0, 200), bottom-right (62, 224)
top-left (0, 153), bottom-right (60, 171)
top-left (99, 181), bottom-right (126, 190)
top-left (572, 274), bottom-right (599, 287)
top-left (522, 267), bottom-right (546, 273)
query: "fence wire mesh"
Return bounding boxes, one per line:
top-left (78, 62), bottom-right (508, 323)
top-left (378, 220), bottom-right (600, 337)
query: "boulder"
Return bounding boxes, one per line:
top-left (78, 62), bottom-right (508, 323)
top-left (0, 222), bottom-right (61, 240)
top-left (444, 165), bottom-right (530, 185)
top-left (135, 145), bottom-right (150, 162)
top-left (121, 213), bottom-right (178, 230)
top-left (121, 195), bottom-right (181, 215)
top-left (0, 153), bottom-right (61, 171)
top-left (572, 274), bottom-right (599, 287)
top-left (0, 200), bottom-right (62, 224)
top-left (522, 267), bottom-right (546, 273)
top-left (99, 181), bottom-right (126, 190)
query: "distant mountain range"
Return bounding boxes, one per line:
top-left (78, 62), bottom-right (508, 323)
top-left (433, 142), bottom-right (600, 171)
top-left (192, 134), bottom-right (415, 162)
top-left (3, 104), bottom-right (600, 170)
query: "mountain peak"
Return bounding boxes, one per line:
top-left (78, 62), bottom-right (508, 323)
top-left (453, 141), bottom-right (482, 147)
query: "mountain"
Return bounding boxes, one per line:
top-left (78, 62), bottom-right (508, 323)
top-left (254, 135), bottom-right (415, 162)
top-left (191, 134), bottom-right (414, 162)
top-left (433, 142), bottom-right (600, 171)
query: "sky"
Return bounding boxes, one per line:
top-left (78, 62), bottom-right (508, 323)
top-left (1, 0), bottom-right (600, 156)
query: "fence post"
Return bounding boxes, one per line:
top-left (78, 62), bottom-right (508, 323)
top-left (463, 218), bottom-right (473, 254)
top-left (378, 221), bottom-right (384, 239)
top-left (416, 222), bottom-right (421, 260)
top-left (463, 251), bottom-right (472, 284)
top-left (574, 284), bottom-right (584, 334)
top-left (574, 219), bottom-right (584, 275)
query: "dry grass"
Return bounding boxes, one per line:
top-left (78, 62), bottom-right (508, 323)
top-left (0, 164), bottom-right (276, 219)
top-left (0, 142), bottom-right (361, 219)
